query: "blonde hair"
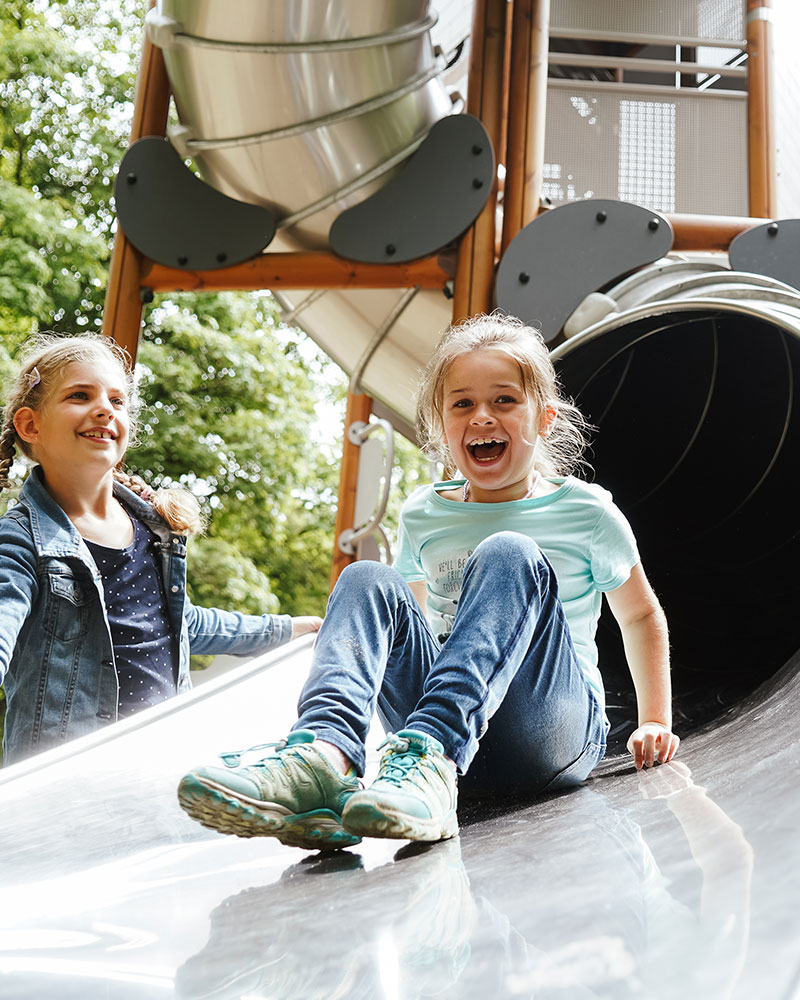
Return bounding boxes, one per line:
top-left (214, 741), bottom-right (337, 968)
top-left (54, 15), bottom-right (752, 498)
top-left (0, 333), bottom-right (204, 535)
top-left (416, 313), bottom-right (590, 478)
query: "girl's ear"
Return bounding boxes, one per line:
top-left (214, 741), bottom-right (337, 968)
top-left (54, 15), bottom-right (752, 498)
top-left (13, 407), bottom-right (41, 445)
top-left (539, 404), bottom-right (558, 437)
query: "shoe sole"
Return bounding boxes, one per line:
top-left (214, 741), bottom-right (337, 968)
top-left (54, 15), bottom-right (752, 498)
top-left (177, 773), bottom-right (361, 852)
top-left (342, 798), bottom-right (459, 842)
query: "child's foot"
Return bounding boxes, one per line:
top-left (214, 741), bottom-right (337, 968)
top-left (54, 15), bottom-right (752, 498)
top-left (342, 730), bottom-right (458, 842)
top-left (177, 730), bottom-right (362, 852)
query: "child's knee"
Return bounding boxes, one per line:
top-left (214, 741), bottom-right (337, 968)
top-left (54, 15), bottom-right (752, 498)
top-left (336, 559), bottom-right (402, 590)
top-left (471, 531), bottom-right (543, 565)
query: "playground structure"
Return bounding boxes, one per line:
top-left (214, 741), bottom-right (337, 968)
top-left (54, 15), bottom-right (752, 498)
top-left (2, 2), bottom-right (800, 996)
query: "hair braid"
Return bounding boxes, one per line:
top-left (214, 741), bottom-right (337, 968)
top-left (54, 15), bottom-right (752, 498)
top-left (113, 468), bottom-right (206, 536)
top-left (0, 421), bottom-right (18, 491)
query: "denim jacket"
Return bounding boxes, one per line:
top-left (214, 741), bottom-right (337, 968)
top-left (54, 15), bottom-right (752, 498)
top-left (0, 467), bottom-right (292, 764)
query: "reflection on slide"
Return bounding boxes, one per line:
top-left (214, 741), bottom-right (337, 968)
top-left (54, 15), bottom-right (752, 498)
top-left (175, 763), bottom-right (752, 999)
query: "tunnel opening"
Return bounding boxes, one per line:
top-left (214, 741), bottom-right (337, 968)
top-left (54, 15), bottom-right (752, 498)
top-left (554, 304), bottom-right (800, 752)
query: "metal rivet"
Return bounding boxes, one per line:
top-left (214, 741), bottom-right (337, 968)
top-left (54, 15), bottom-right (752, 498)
top-left (519, 272), bottom-right (530, 284)
top-left (216, 252), bottom-right (227, 263)
top-left (171, 585), bottom-right (179, 593)
top-left (177, 255), bottom-right (188, 266)
top-left (385, 244), bottom-right (396, 256)
top-left (768, 222), bottom-right (779, 236)
top-left (471, 144), bottom-right (483, 155)
top-left (125, 173), bottom-right (137, 185)
top-left (596, 210), bottom-right (607, 223)
top-left (648, 218), bottom-right (660, 231)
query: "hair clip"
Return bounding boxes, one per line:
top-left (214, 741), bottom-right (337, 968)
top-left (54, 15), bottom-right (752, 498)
top-left (24, 367), bottom-right (41, 390)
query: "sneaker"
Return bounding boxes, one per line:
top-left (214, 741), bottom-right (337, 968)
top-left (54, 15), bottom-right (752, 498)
top-left (342, 730), bottom-right (458, 842)
top-left (177, 730), bottom-right (362, 852)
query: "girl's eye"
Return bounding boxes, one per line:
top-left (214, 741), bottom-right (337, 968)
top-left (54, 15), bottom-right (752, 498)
top-left (496, 395), bottom-right (516, 404)
top-left (68, 391), bottom-right (88, 400)
top-left (112, 397), bottom-right (127, 407)
top-left (452, 399), bottom-right (472, 409)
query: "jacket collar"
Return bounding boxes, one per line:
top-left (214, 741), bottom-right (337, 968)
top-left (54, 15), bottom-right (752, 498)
top-left (18, 466), bottom-right (171, 557)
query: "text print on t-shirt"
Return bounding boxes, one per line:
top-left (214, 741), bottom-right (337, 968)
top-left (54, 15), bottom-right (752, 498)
top-left (436, 550), bottom-right (474, 595)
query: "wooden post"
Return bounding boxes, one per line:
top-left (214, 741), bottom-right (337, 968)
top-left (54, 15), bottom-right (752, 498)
top-left (500, 0), bottom-right (551, 254)
top-left (330, 392), bottom-right (374, 589)
top-left (452, 0), bottom-right (510, 322)
top-left (102, 0), bottom-right (171, 361)
top-left (746, 0), bottom-right (776, 218)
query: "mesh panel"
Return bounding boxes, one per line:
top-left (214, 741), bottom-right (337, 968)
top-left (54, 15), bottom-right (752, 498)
top-left (550, 0), bottom-right (745, 44)
top-left (544, 83), bottom-right (747, 215)
top-left (773, 0), bottom-right (800, 217)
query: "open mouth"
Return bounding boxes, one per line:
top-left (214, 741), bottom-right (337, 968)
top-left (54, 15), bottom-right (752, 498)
top-left (80, 431), bottom-right (116, 441)
top-left (467, 438), bottom-right (507, 462)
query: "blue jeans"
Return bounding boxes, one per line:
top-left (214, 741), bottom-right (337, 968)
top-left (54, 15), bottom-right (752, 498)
top-left (293, 532), bottom-right (607, 796)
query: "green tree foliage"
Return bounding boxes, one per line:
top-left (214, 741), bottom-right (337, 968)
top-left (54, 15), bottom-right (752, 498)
top-left (0, 1), bottom-right (140, 334)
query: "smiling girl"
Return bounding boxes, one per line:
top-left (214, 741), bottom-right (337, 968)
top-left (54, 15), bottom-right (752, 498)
top-left (178, 313), bottom-right (678, 852)
top-left (0, 334), bottom-right (319, 765)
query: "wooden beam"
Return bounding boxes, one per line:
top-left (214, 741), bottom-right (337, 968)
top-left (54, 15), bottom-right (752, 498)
top-left (140, 252), bottom-right (452, 294)
top-left (330, 392), bottom-right (374, 590)
top-left (500, 0), bottom-right (551, 254)
top-left (668, 212), bottom-right (766, 252)
top-left (452, 0), bottom-right (510, 322)
top-left (103, 0), bottom-right (171, 362)
top-left (746, 0), bottom-right (777, 218)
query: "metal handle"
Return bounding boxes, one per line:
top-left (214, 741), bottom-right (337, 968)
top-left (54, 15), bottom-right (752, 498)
top-left (337, 419), bottom-right (394, 556)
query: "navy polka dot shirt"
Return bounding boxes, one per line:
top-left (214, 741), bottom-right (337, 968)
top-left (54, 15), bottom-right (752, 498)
top-left (85, 514), bottom-right (178, 718)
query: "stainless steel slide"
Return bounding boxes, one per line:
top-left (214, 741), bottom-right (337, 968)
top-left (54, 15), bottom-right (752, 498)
top-left (2, 2), bottom-right (798, 995)
top-left (1, 636), bottom-right (798, 996)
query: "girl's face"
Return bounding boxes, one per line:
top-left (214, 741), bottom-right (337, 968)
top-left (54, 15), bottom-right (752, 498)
top-left (15, 358), bottom-right (130, 482)
top-left (441, 348), bottom-right (552, 501)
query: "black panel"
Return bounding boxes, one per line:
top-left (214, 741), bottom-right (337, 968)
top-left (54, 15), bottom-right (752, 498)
top-left (729, 219), bottom-right (800, 291)
top-left (496, 199), bottom-right (674, 343)
top-left (114, 137), bottom-right (276, 270)
top-left (329, 114), bottom-right (494, 264)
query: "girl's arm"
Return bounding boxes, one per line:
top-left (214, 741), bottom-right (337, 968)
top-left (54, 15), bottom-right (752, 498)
top-left (604, 562), bottom-right (680, 770)
top-left (408, 579), bottom-right (428, 614)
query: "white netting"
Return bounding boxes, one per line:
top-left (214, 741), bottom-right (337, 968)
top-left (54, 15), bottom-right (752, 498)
top-left (773, 0), bottom-right (800, 218)
top-left (544, 83), bottom-right (748, 216)
top-left (550, 0), bottom-right (745, 43)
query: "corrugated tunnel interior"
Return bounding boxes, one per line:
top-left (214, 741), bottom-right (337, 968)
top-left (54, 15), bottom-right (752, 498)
top-left (554, 305), bottom-right (800, 750)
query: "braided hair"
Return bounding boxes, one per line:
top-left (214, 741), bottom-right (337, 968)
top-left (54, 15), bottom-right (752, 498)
top-left (1, 333), bottom-right (204, 535)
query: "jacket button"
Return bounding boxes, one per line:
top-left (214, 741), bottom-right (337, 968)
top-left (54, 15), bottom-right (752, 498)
top-left (171, 585), bottom-right (179, 593)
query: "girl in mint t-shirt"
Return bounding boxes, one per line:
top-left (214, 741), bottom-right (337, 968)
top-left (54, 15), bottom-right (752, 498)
top-left (179, 314), bottom-right (679, 852)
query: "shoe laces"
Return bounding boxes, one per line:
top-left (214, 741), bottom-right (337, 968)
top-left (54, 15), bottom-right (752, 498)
top-left (376, 733), bottom-right (426, 785)
top-left (218, 738), bottom-right (289, 769)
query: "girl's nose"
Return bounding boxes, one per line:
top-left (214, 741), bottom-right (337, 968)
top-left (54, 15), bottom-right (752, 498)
top-left (471, 404), bottom-right (494, 423)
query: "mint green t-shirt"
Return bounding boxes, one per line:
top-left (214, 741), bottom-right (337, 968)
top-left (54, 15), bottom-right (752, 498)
top-left (392, 476), bottom-right (640, 709)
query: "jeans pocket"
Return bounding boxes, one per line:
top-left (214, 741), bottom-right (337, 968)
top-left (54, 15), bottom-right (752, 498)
top-left (540, 740), bottom-right (606, 793)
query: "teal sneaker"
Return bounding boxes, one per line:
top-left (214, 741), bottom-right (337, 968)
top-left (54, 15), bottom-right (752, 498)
top-left (342, 730), bottom-right (458, 842)
top-left (177, 730), bottom-right (362, 852)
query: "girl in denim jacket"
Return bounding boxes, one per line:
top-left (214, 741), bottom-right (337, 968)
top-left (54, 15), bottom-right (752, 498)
top-left (0, 334), bottom-right (320, 765)
top-left (178, 314), bottom-right (680, 853)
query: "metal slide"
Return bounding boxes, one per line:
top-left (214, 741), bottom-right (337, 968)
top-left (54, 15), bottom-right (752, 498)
top-left (3, 1), bottom-right (800, 995)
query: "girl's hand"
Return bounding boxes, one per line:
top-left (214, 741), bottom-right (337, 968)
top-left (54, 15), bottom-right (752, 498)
top-left (627, 721), bottom-right (680, 770)
top-left (291, 616), bottom-right (324, 639)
